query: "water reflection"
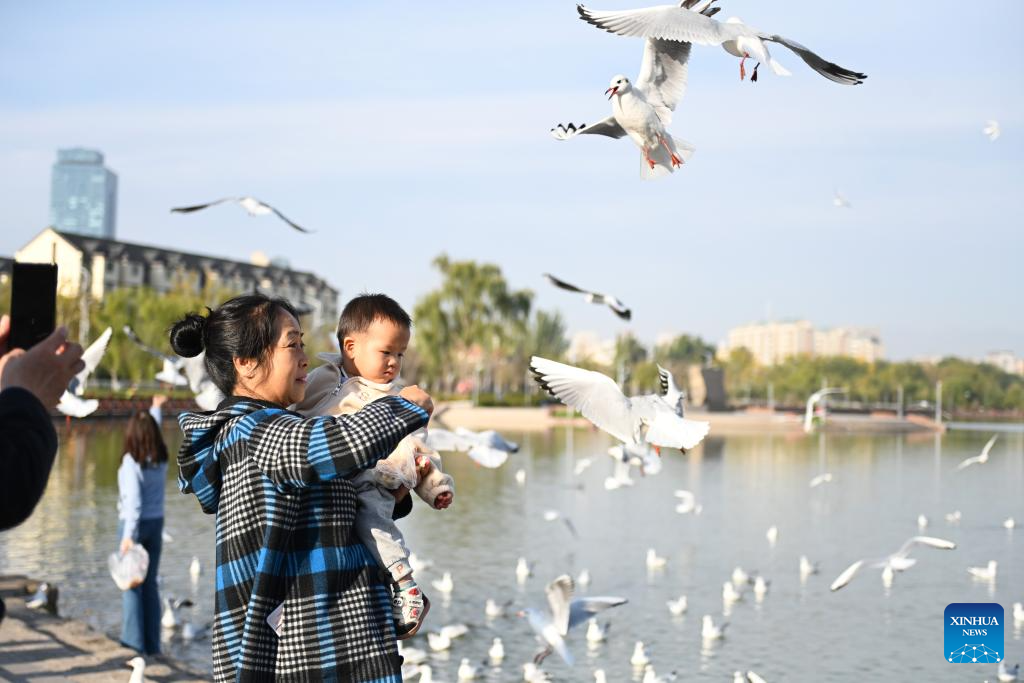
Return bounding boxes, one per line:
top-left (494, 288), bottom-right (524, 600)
top-left (0, 421), bottom-right (1020, 681)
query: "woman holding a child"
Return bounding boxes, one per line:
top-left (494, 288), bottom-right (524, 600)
top-left (171, 293), bottom-right (432, 682)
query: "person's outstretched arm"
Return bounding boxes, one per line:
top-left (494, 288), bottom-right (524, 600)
top-left (179, 393), bottom-right (431, 496)
top-left (0, 387), bottom-right (58, 531)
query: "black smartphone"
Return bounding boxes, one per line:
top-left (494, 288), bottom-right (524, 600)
top-left (9, 262), bottom-right (58, 350)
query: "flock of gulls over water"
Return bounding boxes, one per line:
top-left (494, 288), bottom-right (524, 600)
top-left (31, 3), bottom-right (1011, 680)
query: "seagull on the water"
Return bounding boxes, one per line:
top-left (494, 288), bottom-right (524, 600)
top-left (427, 623), bottom-right (468, 651)
top-left (520, 574), bottom-right (628, 666)
top-left (630, 641), bottom-right (650, 667)
top-left (799, 555), bottom-right (819, 580)
top-left (983, 120), bottom-right (1001, 142)
top-left (673, 489), bottom-right (702, 515)
top-left (543, 273), bottom-right (632, 320)
top-left (998, 661), bottom-right (1020, 682)
top-left (531, 356), bottom-right (710, 452)
top-left (594, 670), bottom-right (608, 683)
top-left (745, 673), bottom-right (769, 683)
top-left (485, 598), bottom-right (513, 618)
top-left (701, 614), bottom-right (727, 640)
top-left (753, 576), bottom-right (769, 601)
top-left (833, 189), bottom-right (852, 209)
top-left (586, 617), bottom-right (609, 643)
top-left (523, 663), bottom-right (552, 682)
top-left (642, 664), bottom-right (676, 683)
top-left (543, 510), bottom-right (579, 538)
top-left (1014, 602), bottom-right (1024, 623)
top-left (917, 514), bottom-right (929, 530)
top-left (457, 658), bottom-right (479, 681)
top-left (170, 196), bottom-right (312, 233)
top-left (646, 548), bottom-right (668, 570)
top-left (431, 572), bottom-right (454, 595)
top-left (967, 560), bottom-right (997, 581)
top-left (515, 468), bottom-right (527, 486)
top-left (829, 536), bottom-right (957, 591)
top-left (1005, 517), bottom-right (1017, 529)
top-left (722, 581), bottom-right (743, 605)
top-left (766, 525), bottom-right (779, 546)
top-left (57, 327), bottom-right (112, 418)
top-left (945, 510), bottom-right (962, 524)
top-left (808, 473), bottom-right (833, 488)
top-left (161, 597), bottom-right (194, 629)
top-left (489, 637), bottom-right (505, 661)
top-left (409, 553), bottom-right (433, 573)
top-left (955, 435), bottom-right (998, 471)
top-left (667, 594), bottom-right (688, 616)
top-left (577, 569), bottom-right (591, 587)
top-left (577, 2), bottom-right (867, 85)
top-left (189, 556), bottom-right (202, 583)
top-left (731, 566), bottom-right (750, 586)
top-left (516, 557), bottom-right (535, 583)
top-left (425, 427), bottom-right (518, 468)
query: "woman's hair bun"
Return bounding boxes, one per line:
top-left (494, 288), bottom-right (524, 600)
top-left (169, 312), bottom-right (208, 358)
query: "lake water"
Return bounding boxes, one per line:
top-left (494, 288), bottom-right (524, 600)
top-left (1, 419), bottom-right (1021, 682)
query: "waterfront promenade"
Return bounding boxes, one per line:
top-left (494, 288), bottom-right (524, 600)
top-left (0, 576), bottom-right (208, 682)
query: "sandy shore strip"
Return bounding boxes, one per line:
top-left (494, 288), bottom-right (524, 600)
top-left (431, 403), bottom-right (943, 434)
top-left (0, 576), bottom-right (209, 682)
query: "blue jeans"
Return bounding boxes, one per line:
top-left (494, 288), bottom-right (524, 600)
top-left (119, 517), bottom-right (163, 655)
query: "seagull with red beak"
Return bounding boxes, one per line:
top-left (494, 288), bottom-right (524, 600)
top-left (551, 3), bottom-right (711, 179)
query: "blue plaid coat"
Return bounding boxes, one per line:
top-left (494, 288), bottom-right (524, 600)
top-left (177, 395), bottom-right (429, 682)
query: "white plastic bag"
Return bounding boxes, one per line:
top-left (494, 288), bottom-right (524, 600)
top-left (108, 545), bottom-right (150, 591)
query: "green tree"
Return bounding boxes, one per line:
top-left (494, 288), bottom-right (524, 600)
top-left (411, 255), bottom-right (534, 395)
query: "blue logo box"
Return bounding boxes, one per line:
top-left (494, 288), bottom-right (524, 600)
top-left (944, 603), bottom-right (1004, 663)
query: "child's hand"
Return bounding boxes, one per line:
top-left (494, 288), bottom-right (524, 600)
top-left (433, 491), bottom-right (453, 510)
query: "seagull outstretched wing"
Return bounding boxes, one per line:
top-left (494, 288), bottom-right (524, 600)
top-left (531, 356), bottom-right (634, 444)
top-left (551, 119), bottom-right (627, 141)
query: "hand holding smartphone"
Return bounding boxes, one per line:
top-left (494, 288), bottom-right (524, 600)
top-left (9, 263), bottom-right (58, 351)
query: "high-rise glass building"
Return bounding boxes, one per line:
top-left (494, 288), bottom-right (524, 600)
top-left (49, 148), bottom-right (118, 238)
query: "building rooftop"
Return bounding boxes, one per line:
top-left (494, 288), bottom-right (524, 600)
top-left (54, 229), bottom-right (331, 289)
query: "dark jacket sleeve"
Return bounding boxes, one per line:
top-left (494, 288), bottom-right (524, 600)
top-left (0, 387), bottom-right (58, 531)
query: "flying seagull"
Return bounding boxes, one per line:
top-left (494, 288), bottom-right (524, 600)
top-left (983, 120), bottom-right (1001, 142)
top-left (829, 536), bottom-right (957, 591)
top-left (954, 435), bottom-right (998, 471)
top-left (657, 364), bottom-right (686, 415)
top-left (552, 1), bottom-right (721, 178)
top-left (425, 427), bottom-right (518, 468)
top-left (833, 189), bottom-right (851, 209)
top-left (171, 197), bottom-right (311, 233)
top-left (543, 273), bottom-right (631, 320)
top-left (520, 574), bottom-right (628, 666)
top-left (124, 325), bottom-right (224, 411)
top-left (58, 327), bottom-right (113, 418)
top-left (531, 356), bottom-right (710, 451)
top-left (577, 3), bottom-right (867, 85)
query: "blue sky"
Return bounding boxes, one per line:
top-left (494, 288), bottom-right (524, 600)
top-left (1, 1), bottom-right (1021, 360)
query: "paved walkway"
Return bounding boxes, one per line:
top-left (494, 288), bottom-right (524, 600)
top-left (0, 576), bottom-right (209, 682)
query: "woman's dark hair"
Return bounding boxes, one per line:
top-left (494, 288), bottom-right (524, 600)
top-left (124, 410), bottom-right (169, 467)
top-left (169, 293), bottom-right (299, 397)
